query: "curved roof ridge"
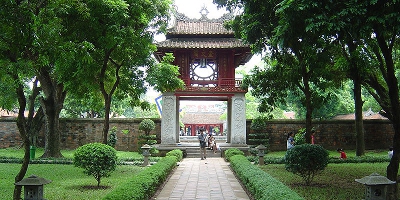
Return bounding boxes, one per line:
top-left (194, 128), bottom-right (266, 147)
top-left (174, 11), bottom-right (234, 23)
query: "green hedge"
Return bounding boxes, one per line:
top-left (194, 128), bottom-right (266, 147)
top-left (225, 148), bottom-right (244, 161)
top-left (102, 150), bottom-right (182, 200)
top-left (230, 154), bottom-right (304, 200)
top-left (165, 149), bottom-right (183, 162)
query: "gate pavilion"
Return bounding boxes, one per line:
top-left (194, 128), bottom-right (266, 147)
top-left (154, 7), bottom-right (253, 152)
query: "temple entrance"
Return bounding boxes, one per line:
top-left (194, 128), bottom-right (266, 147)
top-left (154, 7), bottom-right (253, 155)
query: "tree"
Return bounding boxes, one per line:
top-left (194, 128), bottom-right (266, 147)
top-left (277, 0), bottom-right (400, 197)
top-left (0, 0), bottom-right (62, 198)
top-left (58, 0), bottom-right (175, 144)
top-left (218, 0), bottom-right (344, 143)
top-left (217, 0), bottom-right (400, 198)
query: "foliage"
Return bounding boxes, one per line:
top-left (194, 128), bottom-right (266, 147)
top-left (250, 117), bottom-right (267, 131)
top-left (103, 154), bottom-right (178, 200)
top-left (165, 149), bottom-right (183, 162)
top-left (57, 0), bottom-right (174, 144)
top-left (73, 143), bottom-right (118, 187)
top-left (294, 128), bottom-right (306, 146)
top-left (107, 127), bottom-right (118, 148)
top-left (229, 154), bottom-right (304, 200)
top-left (285, 144), bottom-right (329, 185)
top-left (224, 148), bottom-right (245, 162)
top-left (147, 53), bottom-right (185, 93)
top-left (139, 119), bottom-right (156, 135)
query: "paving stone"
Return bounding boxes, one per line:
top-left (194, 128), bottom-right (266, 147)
top-left (152, 158), bottom-right (250, 200)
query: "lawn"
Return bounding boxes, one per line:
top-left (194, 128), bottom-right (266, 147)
top-left (261, 149), bottom-right (395, 200)
top-left (261, 163), bottom-right (388, 200)
top-left (0, 147), bottom-right (146, 200)
top-left (0, 148), bottom-right (395, 200)
top-left (0, 164), bottom-right (143, 200)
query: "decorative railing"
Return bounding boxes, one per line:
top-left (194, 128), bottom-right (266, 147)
top-left (181, 78), bottom-right (243, 88)
top-left (177, 78), bottom-right (246, 93)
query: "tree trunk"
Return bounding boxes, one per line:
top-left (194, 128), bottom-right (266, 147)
top-left (103, 96), bottom-right (111, 144)
top-left (13, 80), bottom-right (44, 200)
top-left (353, 77), bottom-right (365, 156)
top-left (302, 65), bottom-right (312, 144)
top-left (383, 58), bottom-right (400, 200)
top-left (37, 68), bottom-right (66, 158)
top-left (373, 28), bottom-right (400, 200)
top-left (347, 40), bottom-right (365, 156)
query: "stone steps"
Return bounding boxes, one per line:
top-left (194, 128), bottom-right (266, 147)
top-left (184, 146), bottom-right (222, 158)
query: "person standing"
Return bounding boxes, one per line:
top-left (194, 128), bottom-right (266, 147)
top-left (311, 130), bottom-right (315, 145)
top-left (388, 147), bottom-right (394, 159)
top-left (287, 132), bottom-right (295, 150)
top-left (198, 128), bottom-right (207, 160)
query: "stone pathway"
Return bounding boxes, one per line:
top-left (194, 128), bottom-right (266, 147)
top-left (153, 158), bottom-right (250, 200)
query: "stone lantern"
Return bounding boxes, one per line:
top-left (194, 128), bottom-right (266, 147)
top-left (256, 144), bottom-right (267, 165)
top-left (14, 174), bottom-right (52, 200)
top-left (355, 172), bottom-right (395, 200)
top-left (141, 144), bottom-right (151, 166)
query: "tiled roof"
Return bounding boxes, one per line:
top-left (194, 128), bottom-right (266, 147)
top-left (182, 113), bottom-right (224, 124)
top-left (167, 12), bottom-right (234, 35)
top-left (156, 38), bottom-right (249, 49)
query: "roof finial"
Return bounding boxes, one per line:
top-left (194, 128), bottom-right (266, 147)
top-left (200, 5), bottom-right (209, 20)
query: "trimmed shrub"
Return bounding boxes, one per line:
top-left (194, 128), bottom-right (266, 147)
top-left (138, 119), bottom-right (158, 154)
top-left (139, 119), bottom-right (156, 135)
top-left (225, 148), bottom-right (244, 161)
top-left (73, 143), bottom-right (117, 187)
top-left (103, 154), bottom-right (178, 200)
top-left (230, 155), bottom-right (303, 200)
top-left (249, 117), bottom-right (270, 155)
top-left (285, 144), bottom-right (329, 185)
top-left (165, 149), bottom-right (183, 162)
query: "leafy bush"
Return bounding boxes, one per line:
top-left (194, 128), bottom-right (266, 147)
top-left (73, 143), bottom-right (118, 186)
top-left (103, 152), bottom-right (178, 200)
top-left (107, 126), bottom-right (118, 148)
top-left (230, 155), bottom-right (303, 200)
top-left (165, 149), bottom-right (183, 162)
top-left (225, 148), bottom-right (244, 161)
top-left (285, 144), bottom-right (329, 185)
top-left (139, 119), bottom-right (156, 135)
top-left (294, 128), bottom-right (306, 145)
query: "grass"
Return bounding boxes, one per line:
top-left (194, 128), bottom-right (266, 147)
top-left (0, 163), bottom-right (143, 200)
top-left (261, 163), bottom-right (389, 200)
top-left (0, 147), bottom-right (143, 160)
top-left (0, 147), bottom-right (147, 200)
top-left (260, 149), bottom-right (395, 200)
top-left (0, 148), bottom-right (394, 199)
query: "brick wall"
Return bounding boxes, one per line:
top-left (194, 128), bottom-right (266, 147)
top-left (246, 119), bottom-right (394, 151)
top-left (0, 118), bottom-right (394, 151)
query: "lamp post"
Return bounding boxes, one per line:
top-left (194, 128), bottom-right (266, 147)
top-left (141, 144), bottom-right (152, 166)
top-left (256, 144), bottom-right (266, 165)
top-left (14, 174), bottom-right (52, 200)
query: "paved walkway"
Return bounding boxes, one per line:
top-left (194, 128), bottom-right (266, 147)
top-left (153, 158), bottom-right (250, 200)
